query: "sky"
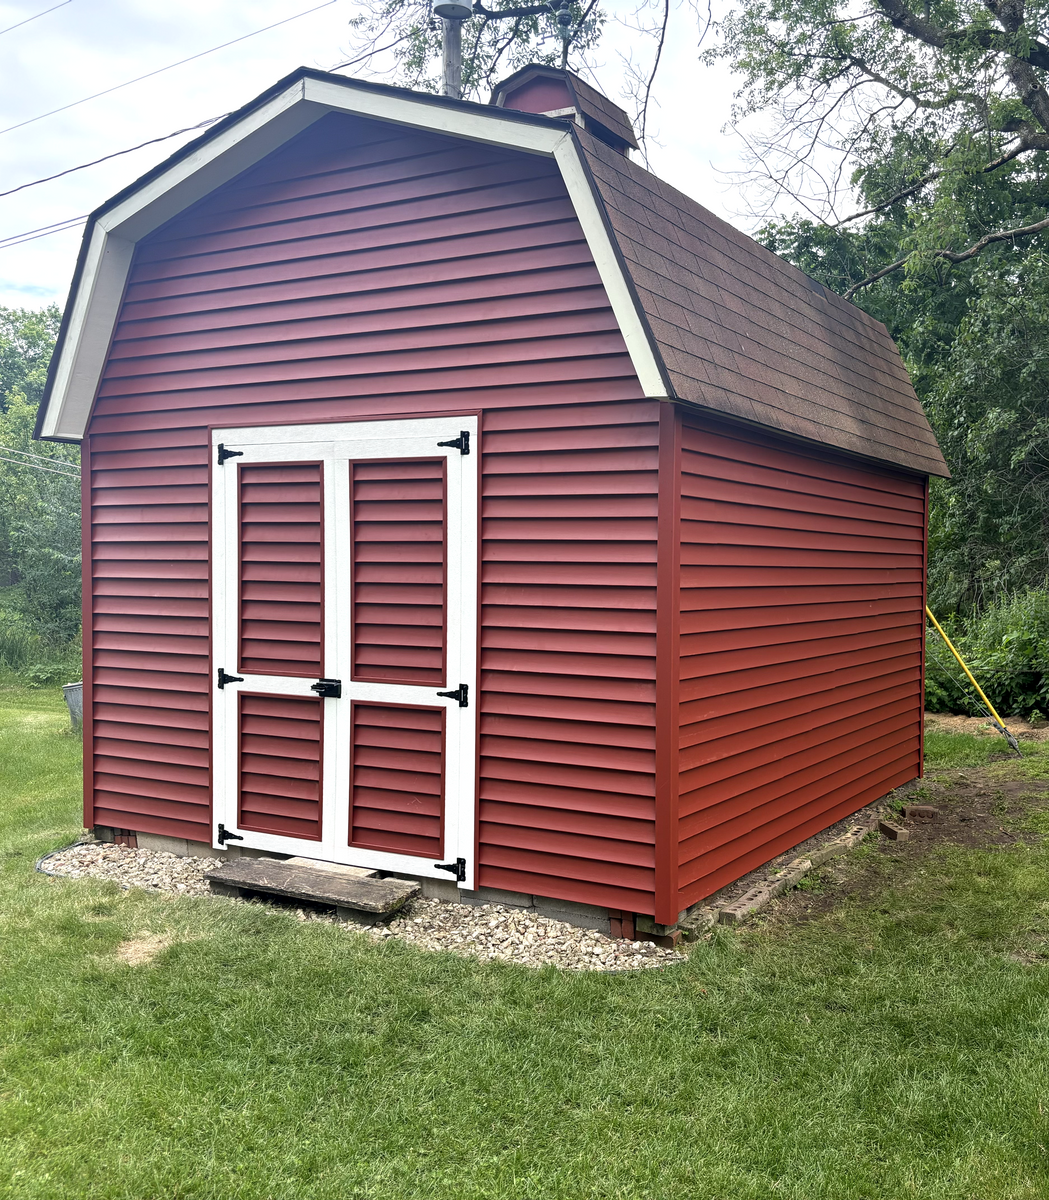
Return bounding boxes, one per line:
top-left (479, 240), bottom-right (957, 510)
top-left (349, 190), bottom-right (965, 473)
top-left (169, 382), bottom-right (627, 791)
top-left (0, 0), bottom-right (753, 312)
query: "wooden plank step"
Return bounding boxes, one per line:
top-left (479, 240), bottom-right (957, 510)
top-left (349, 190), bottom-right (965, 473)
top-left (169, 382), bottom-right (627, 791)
top-left (208, 857), bottom-right (418, 919)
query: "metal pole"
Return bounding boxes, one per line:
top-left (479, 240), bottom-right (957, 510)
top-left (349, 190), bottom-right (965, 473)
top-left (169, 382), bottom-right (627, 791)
top-left (441, 16), bottom-right (463, 99)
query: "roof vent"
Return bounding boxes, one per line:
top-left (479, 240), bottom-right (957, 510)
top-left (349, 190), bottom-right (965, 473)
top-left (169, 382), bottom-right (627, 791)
top-left (490, 65), bottom-right (638, 155)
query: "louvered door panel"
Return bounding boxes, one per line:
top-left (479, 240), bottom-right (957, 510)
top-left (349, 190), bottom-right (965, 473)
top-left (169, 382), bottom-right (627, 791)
top-left (239, 462), bottom-right (322, 676)
top-left (350, 702), bottom-right (444, 857)
top-left (239, 693), bottom-right (323, 840)
top-left (350, 458), bottom-right (446, 684)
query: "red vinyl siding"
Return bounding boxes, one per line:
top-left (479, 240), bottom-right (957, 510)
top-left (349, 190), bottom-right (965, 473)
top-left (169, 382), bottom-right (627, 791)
top-left (84, 111), bottom-right (656, 910)
top-left (239, 461), bottom-right (323, 676)
top-left (239, 692), bottom-right (323, 840)
top-left (351, 458), bottom-right (446, 685)
top-left (675, 417), bottom-right (925, 908)
top-left (350, 702), bottom-right (445, 857)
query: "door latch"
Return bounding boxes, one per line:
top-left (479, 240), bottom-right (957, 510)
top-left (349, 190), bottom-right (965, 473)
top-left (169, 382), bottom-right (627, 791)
top-left (217, 668), bottom-right (243, 689)
top-left (436, 683), bottom-right (468, 707)
top-left (311, 678), bottom-right (342, 698)
top-left (217, 824), bottom-right (243, 845)
top-left (434, 857), bottom-right (467, 882)
top-left (216, 443), bottom-right (243, 465)
top-left (437, 430), bottom-right (470, 455)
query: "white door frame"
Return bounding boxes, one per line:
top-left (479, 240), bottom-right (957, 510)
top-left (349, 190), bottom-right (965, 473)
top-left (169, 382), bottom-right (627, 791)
top-left (211, 416), bottom-right (479, 889)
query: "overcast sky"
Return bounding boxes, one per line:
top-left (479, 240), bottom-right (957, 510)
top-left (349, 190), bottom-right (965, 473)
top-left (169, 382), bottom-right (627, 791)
top-left (0, 0), bottom-right (751, 312)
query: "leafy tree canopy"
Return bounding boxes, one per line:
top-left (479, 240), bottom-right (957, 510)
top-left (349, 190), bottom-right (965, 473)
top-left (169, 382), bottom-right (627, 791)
top-left (1, 305), bottom-right (62, 412)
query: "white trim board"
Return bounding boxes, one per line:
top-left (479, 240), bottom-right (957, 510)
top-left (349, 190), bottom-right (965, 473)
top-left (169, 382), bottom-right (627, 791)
top-left (40, 71), bottom-right (667, 442)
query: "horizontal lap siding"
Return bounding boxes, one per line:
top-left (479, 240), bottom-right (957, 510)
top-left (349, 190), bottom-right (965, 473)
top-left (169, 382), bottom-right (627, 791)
top-left (479, 403), bottom-right (659, 913)
top-left (86, 111), bottom-right (655, 908)
top-left (676, 419), bottom-right (925, 908)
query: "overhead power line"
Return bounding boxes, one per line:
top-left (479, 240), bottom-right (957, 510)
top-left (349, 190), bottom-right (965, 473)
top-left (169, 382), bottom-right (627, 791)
top-left (0, 114), bottom-right (227, 200)
top-left (0, 442), bottom-right (78, 466)
top-left (0, 0), bottom-right (338, 138)
top-left (0, 0), bottom-right (72, 37)
top-left (0, 453), bottom-right (79, 478)
top-left (0, 214), bottom-right (87, 250)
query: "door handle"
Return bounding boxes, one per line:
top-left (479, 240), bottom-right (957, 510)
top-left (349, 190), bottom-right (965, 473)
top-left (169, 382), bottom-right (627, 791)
top-left (311, 678), bottom-right (342, 698)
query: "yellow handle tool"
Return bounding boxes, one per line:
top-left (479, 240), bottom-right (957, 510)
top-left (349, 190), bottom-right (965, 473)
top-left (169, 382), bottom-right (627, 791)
top-left (925, 605), bottom-right (1021, 755)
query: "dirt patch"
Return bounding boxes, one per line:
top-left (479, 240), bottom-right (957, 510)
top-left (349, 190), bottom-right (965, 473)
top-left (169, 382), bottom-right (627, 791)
top-left (926, 711), bottom-right (1049, 742)
top-left (115, 933), bottom-right (173, 966)
top-left (768, 770), bottom-right (1049, 923)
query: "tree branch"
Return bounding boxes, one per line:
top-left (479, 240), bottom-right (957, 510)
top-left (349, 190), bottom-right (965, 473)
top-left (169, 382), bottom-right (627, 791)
top-left (843, 214), bottom-right (1049, 298)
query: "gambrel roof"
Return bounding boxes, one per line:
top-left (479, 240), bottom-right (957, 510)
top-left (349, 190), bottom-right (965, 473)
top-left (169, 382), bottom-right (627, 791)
top-left (37, 66), bottom-right (947, 477)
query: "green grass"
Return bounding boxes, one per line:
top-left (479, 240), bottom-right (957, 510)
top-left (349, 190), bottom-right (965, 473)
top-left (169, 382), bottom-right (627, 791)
top-left (4, 699), bottom-right (1049, 1199)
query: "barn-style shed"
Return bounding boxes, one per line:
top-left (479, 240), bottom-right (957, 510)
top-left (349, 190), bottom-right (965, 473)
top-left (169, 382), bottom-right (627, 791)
top-left (38, 65), bottom-right (947, 931)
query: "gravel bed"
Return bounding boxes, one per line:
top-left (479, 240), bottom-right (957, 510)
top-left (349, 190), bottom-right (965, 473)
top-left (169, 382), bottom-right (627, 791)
top-left (40, 843), bottom-right (684, 972)
top-left (362, 897), bottom-right (684, 971)
top-left (40, 842), bottom-right (221, 896)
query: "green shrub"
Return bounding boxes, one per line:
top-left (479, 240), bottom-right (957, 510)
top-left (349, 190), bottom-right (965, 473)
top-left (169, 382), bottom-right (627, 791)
top-left (926, 586), bottom-right (1049, 716)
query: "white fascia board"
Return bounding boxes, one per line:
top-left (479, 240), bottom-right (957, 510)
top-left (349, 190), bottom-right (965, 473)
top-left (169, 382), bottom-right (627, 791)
top-left (46, 75), bottom-right (667, 441)
top-left (41, 225), bottom-right (132, 440)
top-left (301, 76), bottom-right (565, 155)
top-left (553, 137), bottom-right (667, 398)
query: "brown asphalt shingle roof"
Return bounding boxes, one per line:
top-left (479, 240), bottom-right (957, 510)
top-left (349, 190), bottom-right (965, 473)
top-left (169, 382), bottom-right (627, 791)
top-left (576, 129), bottom-right (948, 478)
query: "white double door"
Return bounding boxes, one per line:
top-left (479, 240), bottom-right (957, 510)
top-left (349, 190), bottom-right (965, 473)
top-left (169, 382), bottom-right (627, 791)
top-left (211, 416), bottom-right (478, 889)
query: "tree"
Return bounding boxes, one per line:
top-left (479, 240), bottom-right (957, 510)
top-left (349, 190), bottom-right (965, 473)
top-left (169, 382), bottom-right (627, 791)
top-left (0, 305), bottom-right (62, 411)
top-left (708, 0), bottom-right (1049, 294)
top-left (0, 311), bottom-right (81, 646)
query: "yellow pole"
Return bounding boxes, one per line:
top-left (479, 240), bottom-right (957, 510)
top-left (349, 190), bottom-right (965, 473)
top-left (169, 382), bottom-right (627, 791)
top-left (925, 605), bottom-right (1021, 754)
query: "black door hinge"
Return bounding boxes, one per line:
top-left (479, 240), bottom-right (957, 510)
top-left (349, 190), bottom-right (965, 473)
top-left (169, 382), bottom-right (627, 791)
top-left (437, 430), bottom-right (470, 455)
top-left (217, 668), bottom-right (243, 689)
top-left (434, 857), bottom-right (467, 882)
top-left (436, 683), bottom-right (468, 707)
top-left (310, 678), bottom-right (342, 698)
top-left (217, 443), bottom-right (243, 465)
top-left (217, 823), bottom-right (244, 845)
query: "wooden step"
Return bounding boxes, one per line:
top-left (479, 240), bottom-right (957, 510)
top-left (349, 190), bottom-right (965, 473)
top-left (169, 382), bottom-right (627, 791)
top-left (208, 857), bottom-right (418, 923)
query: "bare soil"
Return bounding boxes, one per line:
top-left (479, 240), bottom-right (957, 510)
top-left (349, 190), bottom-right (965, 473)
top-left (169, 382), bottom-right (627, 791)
top-left (696, 717), bottom-right (1049, 928)
top-left (926, 710), bottom-right (1049, 741)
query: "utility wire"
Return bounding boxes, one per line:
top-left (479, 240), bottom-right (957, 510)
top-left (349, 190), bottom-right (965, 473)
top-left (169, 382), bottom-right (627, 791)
top-left (0, 0), bottom-right (337, 138)
top-left (0, 442), bottom-right (78, 466)
top-left (0, 114), bottom-right (227, 199)
top-left (0, 214), bottom-right (87, 250)
top-left (0, 0), bottom-right (71, 37)
top-left (0, 453), bottom-right (79, 478)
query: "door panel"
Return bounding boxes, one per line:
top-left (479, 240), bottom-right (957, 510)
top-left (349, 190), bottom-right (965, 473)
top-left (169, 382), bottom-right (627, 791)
top-left (212, 417), bottom-right (478, 887)
top-left (239, 692), bottom-right (323, 840)
top-left (350, 458), bottom-right (446, 685)
top-left (349, 701), bottom-right (444, 857)
top-left (238, 462), bottom-right (323, 677)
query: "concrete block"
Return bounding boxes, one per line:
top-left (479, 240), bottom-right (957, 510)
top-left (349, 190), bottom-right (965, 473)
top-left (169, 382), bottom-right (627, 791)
top-left (635, 914), bottom-right (679, 937)
top-left (879, 820), bottom-right (911, 841)
top-left (415, 877), bottom-right (461, 902)
top-left (901, 805), bottom-right (940, 821)
top-left (336, 906), bottom-right (381, 926)
top-left (459, 887), bottom-right (533, 908)
top-left (678, 907), bottom-right (717, 940)
top-left (137, 832), bottom-right (191, 857)
top-left (533, 901), bottom-right (610, 934)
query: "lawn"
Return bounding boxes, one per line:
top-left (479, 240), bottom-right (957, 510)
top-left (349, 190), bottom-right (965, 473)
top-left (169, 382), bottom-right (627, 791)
top-left (4, 686), bottom-right (1049, 1199)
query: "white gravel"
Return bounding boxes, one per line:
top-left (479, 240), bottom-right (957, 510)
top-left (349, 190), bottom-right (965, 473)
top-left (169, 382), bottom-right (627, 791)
top-left (362, 897), bottom-right (684, 971)
top-left (40, 841), bottom-right (221, 895)
top-left (40, 842), bottom-right (684, 972)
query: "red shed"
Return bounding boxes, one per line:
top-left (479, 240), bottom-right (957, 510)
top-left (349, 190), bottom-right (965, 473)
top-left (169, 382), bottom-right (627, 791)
top-left (38, 66), bottom-right (947, 933)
